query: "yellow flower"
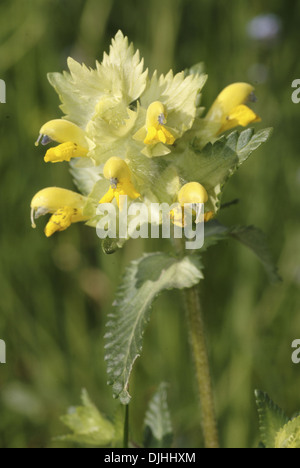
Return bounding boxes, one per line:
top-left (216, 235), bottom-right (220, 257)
top-left (144, 101), bottom-right (175, 145)
top-left (205, 83), bottom-right (261, 134)
top-left (99, 157), bottom-right (141, 208)
top-left (35, 119), bottom-right (89, 163)
top-left (171, 182), bottom-right (212, 226)
top-left (31, 187), bottom-right (89, 237)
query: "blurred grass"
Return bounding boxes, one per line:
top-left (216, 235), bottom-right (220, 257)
top-left (0, 0), bottom-right (299, 448)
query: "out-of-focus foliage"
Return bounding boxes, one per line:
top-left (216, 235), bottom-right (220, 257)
top-left (0, 0), bottom-right (299, 448)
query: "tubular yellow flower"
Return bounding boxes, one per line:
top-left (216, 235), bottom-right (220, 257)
top-left (205, 83), bottom-right (261, 134)
top-left (35, 119), bottom-right (89, 163)
top-left (99, 157), bottom-right (140, 208)
top-left (44, 142), bottom-right (88, 163)
top-left (172, 182), bottom-right (211, 227)
top-left (144, 101), bottom-right (175, 145)
top-left (178, 182), bottom-right (209, 206)
top-left (35, 119), bottom-right (88, 147)
top-left (31, 187), bottom-right (89, 237)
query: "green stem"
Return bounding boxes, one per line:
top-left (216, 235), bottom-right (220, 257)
top-left (123, 404), bottom-right (129, 449)
top-left (184, 285), bottom-right (219, 448)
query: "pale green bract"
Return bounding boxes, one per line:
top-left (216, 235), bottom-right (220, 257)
top-left (57, 389), bottom-right (115, 447)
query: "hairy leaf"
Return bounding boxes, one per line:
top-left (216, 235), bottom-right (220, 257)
top-left (204, 220), bottom-right (280, 283)
top-left (173, 127), bottom-right (273, 213)
top-left (255, 390), bottom-right (288, 448)
top-left (105, 253), bottom-right (204, 404)
top-left (275, 415), bottom-right (300, 448)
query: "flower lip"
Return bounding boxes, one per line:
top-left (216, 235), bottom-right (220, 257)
top-left (143, 101), bottom-right (175, 146)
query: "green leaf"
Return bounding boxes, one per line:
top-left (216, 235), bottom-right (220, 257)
top-left (105, 253), bottom-right (204, 404)
top-left (275, 415), bottom-right (300, 448)
top-left (203, 221), bottom-right (281, 283)
top-left (143, 383), bottom-right (173, 448)
top-left (255, 390), bottom-right (289, 448)
top-left (173, 127), bottom-right (273, 213)
top-left (57, 389), bottom-right (115, 447)
top-left (230, 225), bottom-right (281, 284)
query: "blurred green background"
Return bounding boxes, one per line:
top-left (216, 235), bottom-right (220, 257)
top-left (0, 0), bottom-right (299, 448)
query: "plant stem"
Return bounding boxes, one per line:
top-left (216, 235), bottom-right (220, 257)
top-left (123, 404), bottom-right (129, 449)
top-left (184, 285), bottom-right (219, 448)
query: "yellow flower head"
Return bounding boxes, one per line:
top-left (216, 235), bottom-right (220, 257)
top-left (99, 157), bottom-right (140, 208)
top-left (144, 101), bottom-right (175, 145)
top-left (206, 83), bottom-right (261, 134)
top-left (172, 182), bottom-right (213, 226)
top-left (178, 182), bottom-right (208, 206)
top-left (35, 119), bottom-right (89, 163)
top-left (31, 187), bottom-right (89, 237)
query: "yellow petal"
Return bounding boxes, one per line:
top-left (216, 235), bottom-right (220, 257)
top-left (206, 83), bottom-right (255, 122)
top-left (219, 104), bottom-right (261, 133)
top-left (103, 157), bottom-right (131, 181)
top-left (99, 187), bottom-right (115, 204)
top-left (146, 101), bottom-right (166, 129)
top-left (44, 207), bottom-right (74, 237)
top-left (204, 211), bottom-right (214, 223)
top-left (160, 126), bottom-right (175, 145)
top-left (178, 182), bottom-right (208, 205)
top-left (120, 180), bottom-right (141, 200)
top-left (144, 126), bottom-right (158, 144)
top-left (36, 119), bottom-right (88, 147)
top-left (44, 142), bottom-right (88, 163)
top-left (170, 206), bottom-right (185, 227)
top-left (157, 128), bottom-right (167, 144)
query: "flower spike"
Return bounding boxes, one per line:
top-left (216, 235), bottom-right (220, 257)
top-left (99, 157), bottom-right (140, 209)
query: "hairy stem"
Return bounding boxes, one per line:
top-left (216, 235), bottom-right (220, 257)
top-left (184, 285), bottom-right (219, 448)
top-left (123, 404), bottom-right (129, 449)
